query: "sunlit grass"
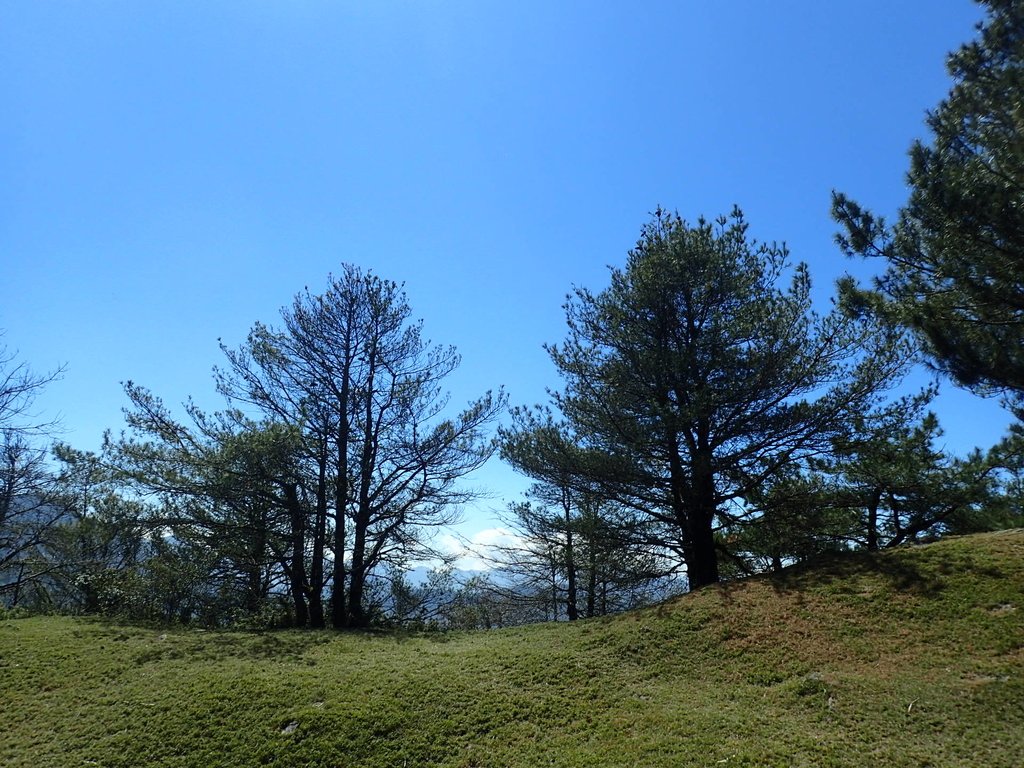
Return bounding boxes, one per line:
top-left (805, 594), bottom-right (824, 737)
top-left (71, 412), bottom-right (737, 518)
top-left (3, 530), bottom-right (1022, 767)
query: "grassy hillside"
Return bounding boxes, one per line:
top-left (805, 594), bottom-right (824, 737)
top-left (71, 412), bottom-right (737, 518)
top-left (2, 530), bottom-right (1023, 768)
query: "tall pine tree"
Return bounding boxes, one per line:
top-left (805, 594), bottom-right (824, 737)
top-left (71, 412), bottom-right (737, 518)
top-left (504, 209), bottom-right (908, 589)
top-left (833, 0), bottom-right (1024, 412)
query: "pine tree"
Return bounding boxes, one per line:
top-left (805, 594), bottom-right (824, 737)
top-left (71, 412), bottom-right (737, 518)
top-left (505, 209), bottom-right (908, 589)
top-left (834, 0), bottom-right (1024, 412)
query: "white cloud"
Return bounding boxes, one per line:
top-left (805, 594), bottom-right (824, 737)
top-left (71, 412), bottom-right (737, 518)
top-left (435, 527), bottom-right (526, 572)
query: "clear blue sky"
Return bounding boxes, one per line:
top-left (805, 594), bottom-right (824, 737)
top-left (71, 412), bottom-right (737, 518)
top-left (1, 1), bottom-right (1011, 535)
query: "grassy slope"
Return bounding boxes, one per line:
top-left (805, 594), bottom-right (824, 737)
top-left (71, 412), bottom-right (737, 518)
top-left (2, 530), bottom-right (1023, 768)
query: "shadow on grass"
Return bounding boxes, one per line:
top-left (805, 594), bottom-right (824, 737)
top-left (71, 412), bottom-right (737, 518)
top-left (126, 627), bottom-right (336, 666)
top-left (762, 540), bottom-right (1008, 602)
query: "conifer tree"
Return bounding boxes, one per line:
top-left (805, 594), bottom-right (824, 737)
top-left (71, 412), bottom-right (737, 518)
top-left (505, 209), bottom-right (908, 589)
top-left (834, 0), bottom-right (1024, 412)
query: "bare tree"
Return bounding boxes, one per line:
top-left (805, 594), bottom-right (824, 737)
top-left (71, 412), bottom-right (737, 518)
top-left (0, 338), bottom-right (64, 605)
top-left (217, 266), bottom-right (506, 628)
top-left (0, 338), bottom-right (62, 436)
top-left (488, 487), bottom-right (678, 622)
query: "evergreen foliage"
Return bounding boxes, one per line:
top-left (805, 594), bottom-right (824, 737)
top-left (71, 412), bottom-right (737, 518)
top-left (504, 209), bottom-right (909, 589)
top-left (833, 0), bottom-right (1024, 412)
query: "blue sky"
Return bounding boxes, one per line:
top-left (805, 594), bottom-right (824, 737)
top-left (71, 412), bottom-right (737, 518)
top-left (1, 1), bottom-right (1011, 535)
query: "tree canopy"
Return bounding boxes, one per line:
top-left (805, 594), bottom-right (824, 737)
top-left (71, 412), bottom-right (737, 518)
top-left (503, 208), bottom-right (909, 589)
top-left (114, 265), bottom-right (507, 629)
top-left (833, 0), bottom-right (1024, 412)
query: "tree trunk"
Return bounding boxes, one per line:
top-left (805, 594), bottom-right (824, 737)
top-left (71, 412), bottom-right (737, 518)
top-left (11, 562), bottom-right (26, 607)
top-left (284, 483), bottom-right (309, 628)
top-left (684, 454), bottom-right (720, 590)
top-left (308, 522), bottom-right (326, 627)
top-left (685, 511), bottom-right (720, 589)
top-left (668, 435), bottom-right (721, 590)
top-left (245, 510), bottom-right (267, 613)
top-left (308, 455), bottom-right (327, 629)
top-left (328, 451), bottom-right (347, 628)
top-left (330, 360), bottom-right (352, 629)
top-left (586, 544), bottom-right (597, 618)
top-left (561, 489), bottom-right (579, 621)
top-left (346, 348), bottom-right (377, 629)
top-left (866, 487), bottom-right (882, 551)
top-left (549, 554), bottom-right (559, 621)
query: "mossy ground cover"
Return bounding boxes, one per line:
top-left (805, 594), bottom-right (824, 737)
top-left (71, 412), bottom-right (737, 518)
top-left (3, 530), bottom-right (1022, 767)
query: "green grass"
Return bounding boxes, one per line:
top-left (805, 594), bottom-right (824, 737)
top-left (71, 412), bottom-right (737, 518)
top-left (3, 530), bottom-right (1023, 767)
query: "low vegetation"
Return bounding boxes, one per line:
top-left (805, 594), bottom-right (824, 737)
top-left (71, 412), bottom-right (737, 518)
top-left (3, 529), bottom-right (1022, 767)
